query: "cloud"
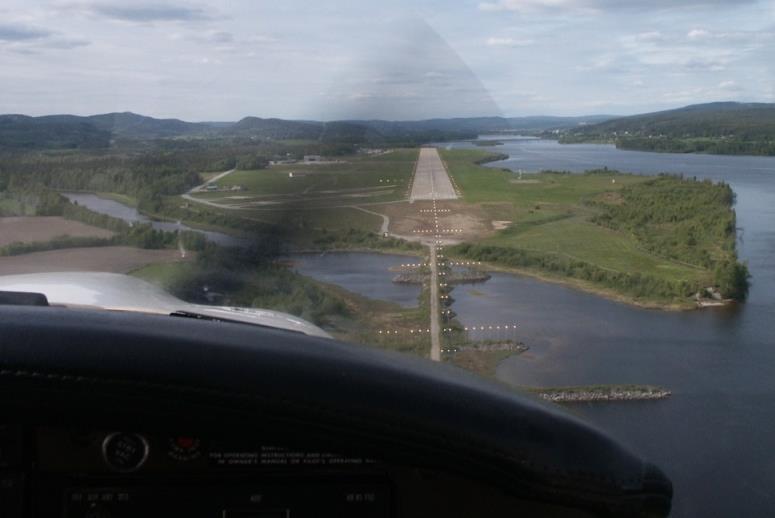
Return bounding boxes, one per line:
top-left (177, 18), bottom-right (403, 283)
top-left (0, 22), bottom-right (89, 52)
top-left (485, 36), bottom-right (535, 47)
top-left (478, 0), bottom-right (757, 13)
top-left (205, 30), bottom-right (232, 43)
top-left (246, 34), bottom-right (278, 45)
top-left (479, 0), bottom-right (576, 12)
top-left (619, 30), bottom-right (743, 71)
top-left (687, 28), bottom-right (710, 39)
top-left (0, 23), bottom-right (52, 41)
top-left (632, 31), bottom-right (665, 42)
top-left (683, 56), bottom-right (728, 71)
top-left (718, 79), bottom-right (742, 91)
top-left (42, 37), bottom-right (91, 49)
top-left (576, 53), bottom-right (626, 72)
top-left (685, 28), bottom-right (775, 45)
top-left (317, 19), bottom-right (502, 120)
top-left (660, 80), bottom-right (746, 104)
top-left (80, 2), bottom-right (212, 23)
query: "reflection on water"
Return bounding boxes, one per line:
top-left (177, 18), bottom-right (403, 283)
top-left (289, 252), bottom-right (422, 308)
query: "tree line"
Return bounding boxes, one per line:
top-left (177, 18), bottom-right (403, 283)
top-left (590, 174), bottom-right (749, 300)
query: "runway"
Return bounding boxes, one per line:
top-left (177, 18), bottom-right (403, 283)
top-left (409, 147), bottom-right (458, 201)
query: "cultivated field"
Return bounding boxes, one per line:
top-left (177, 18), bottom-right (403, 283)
top-left (0, 246), bottom-right (190, 276)
top-left (0, 216), bottom-right (114, 247)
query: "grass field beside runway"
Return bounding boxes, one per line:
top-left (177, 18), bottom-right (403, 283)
top-left (194, 149), bottom-right (419, 209)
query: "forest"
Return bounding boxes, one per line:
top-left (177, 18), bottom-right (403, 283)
top-left (589, 175), bottom-right (749, 299)
top-left (613, 137), bottom-right (775, 155)
top-left (558, 102), bottom-right (775, 156)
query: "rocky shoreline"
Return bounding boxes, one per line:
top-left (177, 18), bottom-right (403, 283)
top-left (532, 385), bottom-right (672, 404)
top-left (392, 270), bottom-right (491, 285)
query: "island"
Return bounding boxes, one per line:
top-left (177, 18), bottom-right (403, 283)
top-left (441, 149), bottom-right (749, 308)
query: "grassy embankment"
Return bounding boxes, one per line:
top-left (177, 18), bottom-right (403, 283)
top-left (441, 149), bottom-right (747, 308)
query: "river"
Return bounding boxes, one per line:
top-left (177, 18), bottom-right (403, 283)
top-left (61, 193), bottom-right (250, 248)
top-left (444, 138), bottom-right (775, 518)
top-left (66, 142), bottom-right (775, 516)
top-left (290, 139), bottom-right (775, 516)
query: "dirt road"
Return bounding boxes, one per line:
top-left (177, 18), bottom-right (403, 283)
top-left (181, 168), bottom-right (240, 209)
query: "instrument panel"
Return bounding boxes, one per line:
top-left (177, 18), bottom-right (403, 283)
top-left (6, 425), bottom-right (393, 518)
top-left (1, 425), bottom-right (595, 518)
top-left (35, 428), bottom-right (382, 474)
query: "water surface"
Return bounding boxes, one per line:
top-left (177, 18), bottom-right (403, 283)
top-left (444, 139), bottom-right (775, 517)
top-left (290, 252), bottom-right (421, 308)
top-left (62, 192), bottom-right (250, 247)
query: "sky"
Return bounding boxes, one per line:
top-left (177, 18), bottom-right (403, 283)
top-left (1, 0), bottom-right (774, 120)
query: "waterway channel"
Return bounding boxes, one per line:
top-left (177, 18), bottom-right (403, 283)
top-left (61, 192), bottom-right (250, 248)
top-left (445, 137), bottom-right (775, 517)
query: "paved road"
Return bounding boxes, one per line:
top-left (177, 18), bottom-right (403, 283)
top-left (189, 168), bottom-right (236, 193)
top-left (181, 169), bottom-right (239, 209)
top-left (410, 148), bottom-right (458, 201)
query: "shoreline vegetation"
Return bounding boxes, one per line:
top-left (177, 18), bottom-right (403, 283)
top-left (471, 261), bottom-right (697, 311)
top-left (556, 135), bottom-right (775, 156)
top-left (550, 102), bottom-right (775, 157)
top-left (442, 149), bottom-right (750, 309)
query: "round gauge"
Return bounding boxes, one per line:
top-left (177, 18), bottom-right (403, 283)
top-left (101, 432), bottom-right (150, 473)
top-left (167, 436), bottom-right (202, 461)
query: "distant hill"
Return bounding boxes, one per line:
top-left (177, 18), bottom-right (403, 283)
top-left (559, 102), bottom-right (775, 155)
top-left (355, 115), bottom-right (614, 135)
top-left (0, 114), bottom-right (111, 150)
top-left (506, 115), bottom-right (614, 132)
top-left (0, 111), bottom-right (615, 150)
top-left (0, 112), bottom-right (224, 149)
top-left (87, 112), bottom-right (214, 138)
top-left (228, 117), bottom-right (323, 139)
